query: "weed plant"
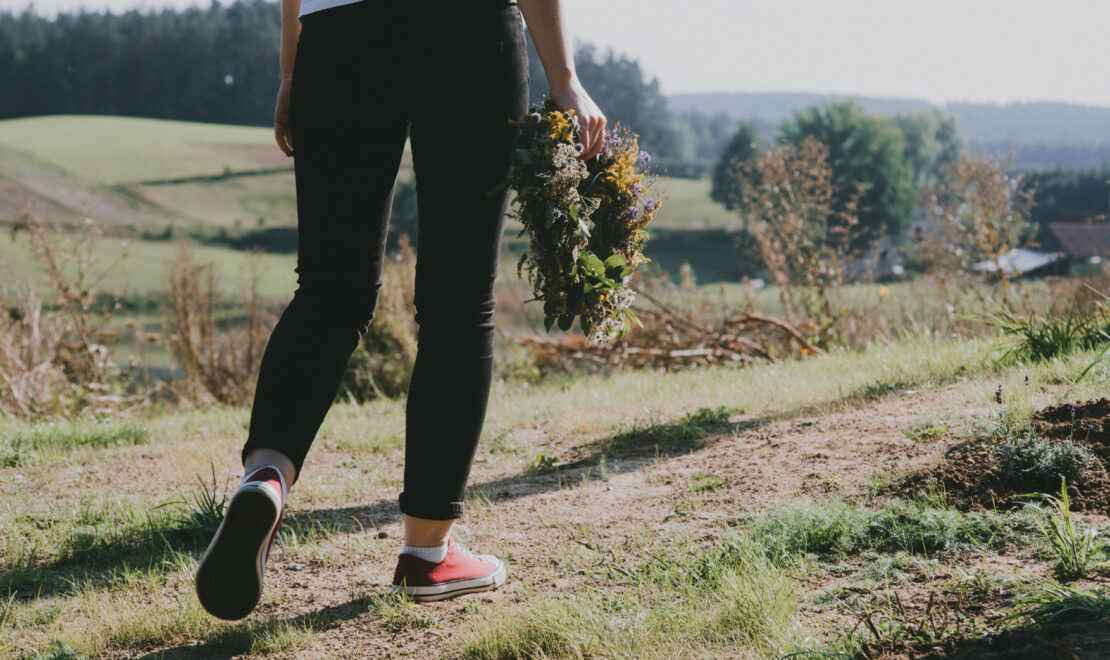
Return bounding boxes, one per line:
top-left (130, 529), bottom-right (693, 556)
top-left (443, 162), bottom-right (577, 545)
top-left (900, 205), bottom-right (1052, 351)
top-left (1, 592), bottom-right (15, 651)
top-left (999, 436), bottom-right (1096, 491)
top-left (150, 462), bottom-right (228, 541)
top-left (985, 307), bottom-right (1110, 364)
top-left (29, 641), bottom-right (86, 660)
top-left (1010, 579), bottom-right (1110, 625)
top-left (1032, 478), bottom-right (1110, 581)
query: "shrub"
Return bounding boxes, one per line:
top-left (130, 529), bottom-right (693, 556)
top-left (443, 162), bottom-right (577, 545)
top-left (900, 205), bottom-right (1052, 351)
top-left (998, 436), bottom-right (1096, 491)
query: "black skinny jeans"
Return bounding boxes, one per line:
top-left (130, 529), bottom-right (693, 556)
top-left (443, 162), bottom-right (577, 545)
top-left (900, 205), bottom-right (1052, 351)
top-left (241, 0), bottom-right (529, 520)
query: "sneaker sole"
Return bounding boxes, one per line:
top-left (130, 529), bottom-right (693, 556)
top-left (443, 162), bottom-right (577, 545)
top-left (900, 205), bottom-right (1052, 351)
top-left (392, 559), bottom-right (508, 602)
top-left (195, 487), bottom-right (280, 620)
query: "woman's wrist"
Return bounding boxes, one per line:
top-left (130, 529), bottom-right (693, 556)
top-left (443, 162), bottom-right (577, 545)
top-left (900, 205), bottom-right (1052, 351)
top-left (547, 69), bottom-right (578, 93)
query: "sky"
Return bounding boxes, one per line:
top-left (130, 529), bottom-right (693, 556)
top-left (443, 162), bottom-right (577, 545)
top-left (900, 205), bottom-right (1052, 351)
top-left (12, 0), bottom-right (1110, 108)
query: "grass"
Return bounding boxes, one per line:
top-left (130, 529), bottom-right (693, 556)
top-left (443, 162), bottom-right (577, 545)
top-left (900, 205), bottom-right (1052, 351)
top-left (0, 231), bottom-right (298, 300)
top-left (150, 461), bottom-right (230, 540)
top-left (0, 115), bottom-right (276, 185)
top-left (643, 176), bottom-right (739, 230)
top-left (599, 405), bottom-right (739, 457)
top-left (211, 616), bottom-right (327, 654)
top-left (136, 173), bottom-right (298, 228)
top-left (0, 418), bottom-right (149, 467)
top-left (905, 417), bottom-right (951, 441)
top-left (745, 497), bottom-right (1043, 560)
top-left (0, 325), bottom-right (1107, 656)
top-left (986, 307), bottom-right (1110, 365)
top-left (457, 533), bottom-right (817, 659)
top-left (29, 641), bottom-right (86, 659)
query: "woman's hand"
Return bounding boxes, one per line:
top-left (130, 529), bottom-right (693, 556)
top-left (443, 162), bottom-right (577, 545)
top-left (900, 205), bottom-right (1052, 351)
top-left (275, 75), bottom-right (294, 157)
top-left (550, 77), bottom-right (606, 161)
top-left (517, 0), bottom-right (606, 160)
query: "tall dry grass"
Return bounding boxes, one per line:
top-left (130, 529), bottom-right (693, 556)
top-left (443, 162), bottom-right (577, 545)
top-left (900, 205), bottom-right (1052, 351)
top-left (1, 213), bottom-right (142, 418)
top-left (164, 244), bottom-right (271, 406)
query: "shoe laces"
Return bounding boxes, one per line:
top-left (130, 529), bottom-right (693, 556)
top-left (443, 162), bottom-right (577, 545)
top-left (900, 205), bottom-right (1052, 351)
top-left (271, 531), bottom-right (287, 562)
top-left (451, 523), bottom-right (473, 544)
top-left (450, 523), bottom-right (476, 557)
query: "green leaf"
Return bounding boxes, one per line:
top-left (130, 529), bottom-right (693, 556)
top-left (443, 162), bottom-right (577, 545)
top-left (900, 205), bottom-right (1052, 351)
top-left (557, 314), bottom-right (574, 331)
top-left (603, 253), bottom-right (626, 270)
top-left (543, 315), bottom-right (555, 332)
top-left (578, 253), bottom-right (605, 277)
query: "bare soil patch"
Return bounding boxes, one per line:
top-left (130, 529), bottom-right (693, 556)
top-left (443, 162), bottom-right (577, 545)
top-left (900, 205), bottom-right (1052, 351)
top-left (899, 399), bottom-right (1110, 514)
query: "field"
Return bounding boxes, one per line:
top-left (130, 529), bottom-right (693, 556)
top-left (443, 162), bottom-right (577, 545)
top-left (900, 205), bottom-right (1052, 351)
top-left (4, 336), bottom-right (1110, 658)
top-left (3, 115), bottom-right (1110, 659)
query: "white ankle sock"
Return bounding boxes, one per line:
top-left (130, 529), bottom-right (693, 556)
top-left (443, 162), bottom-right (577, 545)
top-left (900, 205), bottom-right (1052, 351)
top-left (401, 542), bottom-right (448, 563)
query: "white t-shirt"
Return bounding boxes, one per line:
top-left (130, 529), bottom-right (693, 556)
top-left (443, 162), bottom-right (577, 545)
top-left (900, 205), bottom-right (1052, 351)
top-left (299, 0), bottom-right (362, 18)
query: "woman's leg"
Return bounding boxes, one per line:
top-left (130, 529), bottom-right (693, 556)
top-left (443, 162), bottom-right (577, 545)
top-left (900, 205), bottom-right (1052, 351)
top-left (398, 0), bottom-right (530, 526)
top-left (199, 2), bottom-right (412, 620)
top-left (241, 3), bottom-right (409, 485)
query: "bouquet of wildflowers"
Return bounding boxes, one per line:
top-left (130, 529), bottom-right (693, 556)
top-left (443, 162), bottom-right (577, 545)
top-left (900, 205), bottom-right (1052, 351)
top-left (509, 100), bottom-right (661, 344)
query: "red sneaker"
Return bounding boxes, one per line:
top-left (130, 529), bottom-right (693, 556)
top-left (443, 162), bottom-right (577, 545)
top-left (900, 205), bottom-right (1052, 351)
top-left (195, 466), bottom-right (287, 620)
top-left (391, 537), bottom-right (507, 602)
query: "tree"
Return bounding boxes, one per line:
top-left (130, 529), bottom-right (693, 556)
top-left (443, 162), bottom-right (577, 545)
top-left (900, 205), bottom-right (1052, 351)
top-left (0, 2), bottom-right (280, 125)
top-left (892, 109), bottom-right (966, 190)
top-left (525, 35), bottom-right (680, 158)
top-left (779, 101), bottom-right (916, 242)
top-left (710, 123), bottom-right (759, 211)
top-left (738, 137), bottom-right (860, 341)
top-left (915, 154), bottom-right (1034, 291)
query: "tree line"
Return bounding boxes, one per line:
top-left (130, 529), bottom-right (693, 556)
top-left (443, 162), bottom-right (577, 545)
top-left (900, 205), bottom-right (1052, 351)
top-left (711, 101), bottom-right (1110, 244)
top-left (1, 2), bottom-right (682, 157)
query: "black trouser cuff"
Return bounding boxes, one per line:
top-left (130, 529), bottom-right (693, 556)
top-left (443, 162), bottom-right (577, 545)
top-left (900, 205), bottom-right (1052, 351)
top-left (398, 491), bottom-right (464, 520)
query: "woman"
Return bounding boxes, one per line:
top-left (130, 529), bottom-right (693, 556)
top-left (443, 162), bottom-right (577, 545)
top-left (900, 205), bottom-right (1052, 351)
top-left (194, 0), bottom-right (606, 620)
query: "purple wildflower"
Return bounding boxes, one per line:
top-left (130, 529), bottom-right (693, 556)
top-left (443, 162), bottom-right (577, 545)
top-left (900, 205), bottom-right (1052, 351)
top-left (639, 150), bottom-right (651, 163)
top-left (631, 183), bottom-right (644, 197)
top-left (1069, 403), bottom-right (1077, 418)
top-left (644, 198), bottom-right (656, 209)
top-left (995, 385), bottom-right (1003, 405)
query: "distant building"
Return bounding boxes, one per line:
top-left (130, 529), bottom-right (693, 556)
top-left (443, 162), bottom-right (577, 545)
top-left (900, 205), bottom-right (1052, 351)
top-left (971, 248), bottom-right (1069, 278)
top-left (1045, 222), bottom-right (1110, 264)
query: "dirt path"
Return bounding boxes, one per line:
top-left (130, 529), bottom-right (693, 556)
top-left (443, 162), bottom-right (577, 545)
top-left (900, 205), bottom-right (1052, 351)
top-left (125, 378), bottom-right (1071, 659)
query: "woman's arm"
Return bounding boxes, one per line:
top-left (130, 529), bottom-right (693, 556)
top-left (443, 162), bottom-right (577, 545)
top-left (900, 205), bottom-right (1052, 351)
top-left (274, 0), bottom-right (302, 156)
top-left (517, 0), bottom-right (606, 160)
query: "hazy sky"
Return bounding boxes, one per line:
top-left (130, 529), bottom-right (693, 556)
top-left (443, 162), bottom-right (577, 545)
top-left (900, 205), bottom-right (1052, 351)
top-left (15, 0), bottom-right (1110, 107)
